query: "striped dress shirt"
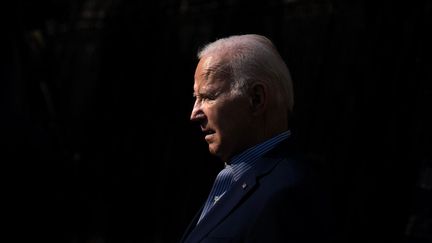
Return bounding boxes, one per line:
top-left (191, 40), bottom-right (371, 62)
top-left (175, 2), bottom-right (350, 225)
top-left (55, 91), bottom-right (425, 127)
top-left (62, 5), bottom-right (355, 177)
top-left (230, 130), bottom-right (291, 181)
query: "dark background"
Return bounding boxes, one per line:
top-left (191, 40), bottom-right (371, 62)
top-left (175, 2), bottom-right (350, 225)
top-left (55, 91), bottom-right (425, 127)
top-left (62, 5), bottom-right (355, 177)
top-left (2, 0), bottom-right (431, 242)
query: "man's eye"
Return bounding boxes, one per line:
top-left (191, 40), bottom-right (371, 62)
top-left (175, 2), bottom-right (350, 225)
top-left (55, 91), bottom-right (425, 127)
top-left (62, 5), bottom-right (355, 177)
top-left (202, 96), bottom-right (214, 101)
top-left (196, 93), bottom-right (217, 102)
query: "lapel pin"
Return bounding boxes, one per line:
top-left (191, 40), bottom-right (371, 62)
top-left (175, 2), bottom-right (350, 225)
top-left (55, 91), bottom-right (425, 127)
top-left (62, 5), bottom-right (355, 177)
top-left (242, 182), bottom-right (247, 189)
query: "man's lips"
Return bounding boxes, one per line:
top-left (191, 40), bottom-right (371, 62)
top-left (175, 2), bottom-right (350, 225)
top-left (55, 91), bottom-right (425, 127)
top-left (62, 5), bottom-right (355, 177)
top-left (202, 129), bottom-right (215, 135)
top-left (202, 129), bottom-right (215, 141)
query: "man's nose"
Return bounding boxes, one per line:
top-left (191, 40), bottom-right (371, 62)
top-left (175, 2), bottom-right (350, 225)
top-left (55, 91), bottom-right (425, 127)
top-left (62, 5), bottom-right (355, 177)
top-left (190, 100), bottom-right (204, 121)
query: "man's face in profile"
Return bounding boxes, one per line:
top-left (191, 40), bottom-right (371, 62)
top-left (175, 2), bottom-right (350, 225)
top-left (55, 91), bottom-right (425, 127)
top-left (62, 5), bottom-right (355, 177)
top-left (190, 55), bottom-right (254, 161)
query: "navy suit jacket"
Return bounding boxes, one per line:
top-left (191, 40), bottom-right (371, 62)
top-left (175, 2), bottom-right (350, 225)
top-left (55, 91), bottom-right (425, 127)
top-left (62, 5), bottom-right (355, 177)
top-left (180, 139), bottom-right (336, 243)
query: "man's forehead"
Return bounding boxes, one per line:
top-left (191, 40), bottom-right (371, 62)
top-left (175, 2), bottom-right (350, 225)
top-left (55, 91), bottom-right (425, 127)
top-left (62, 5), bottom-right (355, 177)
top-left (194, 56), bottom-right (217, 88)
top-left (194, 79), bottom-right (218, 93)
top-left (201, 55), bottom-right (215, 69)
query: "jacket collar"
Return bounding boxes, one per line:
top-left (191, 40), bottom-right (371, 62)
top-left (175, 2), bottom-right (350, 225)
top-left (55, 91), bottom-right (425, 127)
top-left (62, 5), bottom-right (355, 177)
top-left (181, 138), bottom-right (294, 242)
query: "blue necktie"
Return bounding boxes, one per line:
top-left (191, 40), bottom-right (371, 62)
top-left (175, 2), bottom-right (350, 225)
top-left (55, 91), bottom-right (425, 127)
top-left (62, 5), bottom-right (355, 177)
top-left (197, 164), bottom-right (234, 224)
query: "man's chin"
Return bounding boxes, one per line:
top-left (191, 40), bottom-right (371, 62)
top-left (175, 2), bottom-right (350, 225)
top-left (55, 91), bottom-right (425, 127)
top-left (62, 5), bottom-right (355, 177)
top-left (208, 145), bottom-right (229, 161)
top-left (208, 144), bottom-right (219, 156)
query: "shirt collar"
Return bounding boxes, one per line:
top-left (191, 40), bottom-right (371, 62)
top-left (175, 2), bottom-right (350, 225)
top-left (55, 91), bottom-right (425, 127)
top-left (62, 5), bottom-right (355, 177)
top-left (228, 130), bottom-right (291, 181)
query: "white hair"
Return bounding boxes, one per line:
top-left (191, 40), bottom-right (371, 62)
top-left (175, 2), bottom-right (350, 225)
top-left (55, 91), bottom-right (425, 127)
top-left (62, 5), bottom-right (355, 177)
top-left (197, 34), bottom-right (294, 114)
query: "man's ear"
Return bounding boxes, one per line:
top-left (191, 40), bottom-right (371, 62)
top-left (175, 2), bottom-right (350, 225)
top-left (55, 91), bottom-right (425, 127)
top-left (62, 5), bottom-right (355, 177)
top-left (249, 82), bottom-right (268, 116)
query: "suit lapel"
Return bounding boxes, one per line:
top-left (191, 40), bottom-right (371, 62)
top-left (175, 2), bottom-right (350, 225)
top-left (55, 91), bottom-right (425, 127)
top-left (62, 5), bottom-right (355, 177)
top-left (180, 204), bottom-right (204, 242)
top-left (184, 156), bottom-right (284, 243)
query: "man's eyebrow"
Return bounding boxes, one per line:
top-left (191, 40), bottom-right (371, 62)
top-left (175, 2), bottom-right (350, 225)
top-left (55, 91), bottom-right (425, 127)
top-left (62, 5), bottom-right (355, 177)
top-left (192, 91), bottom-right (203, 98)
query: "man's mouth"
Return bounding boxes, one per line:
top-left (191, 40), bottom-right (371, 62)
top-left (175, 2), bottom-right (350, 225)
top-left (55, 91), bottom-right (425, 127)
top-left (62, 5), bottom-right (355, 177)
top-left (203, 129), bottom-right (215, 135)
top-left (203, 129), bottom-right (215, 141)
